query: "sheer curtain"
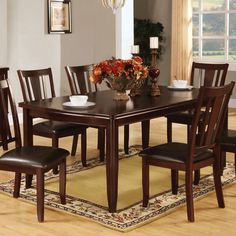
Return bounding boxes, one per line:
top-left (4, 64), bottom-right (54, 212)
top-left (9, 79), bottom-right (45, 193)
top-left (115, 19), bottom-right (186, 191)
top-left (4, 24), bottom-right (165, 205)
top-left (170, 0), bottom-right (193, 84)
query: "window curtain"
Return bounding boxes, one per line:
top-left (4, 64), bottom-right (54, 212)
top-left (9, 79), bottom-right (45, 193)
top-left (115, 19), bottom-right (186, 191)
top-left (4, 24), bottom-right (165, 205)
top-left (170, 0), bottom-right (193, 84)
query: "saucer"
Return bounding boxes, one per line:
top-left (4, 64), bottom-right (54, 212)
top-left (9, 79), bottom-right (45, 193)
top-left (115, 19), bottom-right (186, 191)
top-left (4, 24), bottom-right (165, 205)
top-left (63, 101), bottom-right (96, 108)
top-left (167, 85), bottom-right (193, 91)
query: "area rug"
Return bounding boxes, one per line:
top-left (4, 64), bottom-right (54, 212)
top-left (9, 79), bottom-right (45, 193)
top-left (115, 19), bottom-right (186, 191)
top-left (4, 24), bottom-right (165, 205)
top-left (0, 145), bottom-right (235, 232)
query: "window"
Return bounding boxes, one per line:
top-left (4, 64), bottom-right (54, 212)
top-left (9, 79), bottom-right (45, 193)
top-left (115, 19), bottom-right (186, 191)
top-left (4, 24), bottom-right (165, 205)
top-left (192, 0), bottom-right (236, 64)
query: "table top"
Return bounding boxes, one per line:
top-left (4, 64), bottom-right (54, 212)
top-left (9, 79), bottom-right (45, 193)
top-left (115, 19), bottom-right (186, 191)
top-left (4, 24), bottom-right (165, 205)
top-left (19, 86), bottom-right (199, 125)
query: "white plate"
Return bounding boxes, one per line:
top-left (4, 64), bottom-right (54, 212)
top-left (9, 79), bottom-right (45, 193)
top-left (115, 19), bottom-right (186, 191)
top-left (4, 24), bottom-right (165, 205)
top-left (63, 101), bottom-right (96, 108)
top-left (168, 85), bottom-right (193, 91)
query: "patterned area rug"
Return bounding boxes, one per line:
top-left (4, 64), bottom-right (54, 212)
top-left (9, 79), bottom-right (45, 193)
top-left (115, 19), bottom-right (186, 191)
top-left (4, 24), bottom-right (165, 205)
top-left (0, 145), bottom-right (235, 232)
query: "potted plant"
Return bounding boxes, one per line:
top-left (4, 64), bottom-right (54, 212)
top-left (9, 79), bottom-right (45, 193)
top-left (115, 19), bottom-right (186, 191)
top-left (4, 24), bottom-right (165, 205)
top-left (134, 18), bottom-right (165, 66)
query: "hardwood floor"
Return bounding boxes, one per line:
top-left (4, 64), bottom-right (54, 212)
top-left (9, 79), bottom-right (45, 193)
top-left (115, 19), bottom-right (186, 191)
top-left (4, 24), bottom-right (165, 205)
top-left (0, 112), bottom-right (236, 236)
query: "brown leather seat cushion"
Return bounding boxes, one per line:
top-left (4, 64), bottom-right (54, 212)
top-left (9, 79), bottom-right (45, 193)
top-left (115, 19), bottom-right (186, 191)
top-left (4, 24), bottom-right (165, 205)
top-left (221, 129), bottom-right (236, 152)
top-left (33, 121), bottom-right (87, 135)
top-left (139, 142), bottom-right (213, 164)
top-left (0, 146), bottom-right (69, 168)
top-left (165, 110), bottom-right (195, 124)
top-left (221, 129), bottom-right (236, 144)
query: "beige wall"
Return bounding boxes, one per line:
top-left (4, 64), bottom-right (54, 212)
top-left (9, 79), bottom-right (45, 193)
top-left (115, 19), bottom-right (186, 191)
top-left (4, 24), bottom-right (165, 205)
top-left (0, 0), bottom-right (7, 66)
top-left (3, 0), bottom-right (116, 104)
top-left (60, 0), bottom-right (116, 95)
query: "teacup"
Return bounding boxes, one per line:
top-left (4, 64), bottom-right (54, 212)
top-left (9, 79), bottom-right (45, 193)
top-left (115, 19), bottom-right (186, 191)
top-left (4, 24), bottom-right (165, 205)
top-left (69, 95), bottom-right (88, 106)
top-left (172, 80), bottom-right (187, 88)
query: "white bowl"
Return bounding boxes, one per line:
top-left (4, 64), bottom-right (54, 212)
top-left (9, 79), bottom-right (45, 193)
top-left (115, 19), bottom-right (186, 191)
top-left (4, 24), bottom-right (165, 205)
top-left (69, 95), bottom-right (88, 106)
top-left (172, 80), bottom-right (188, 88)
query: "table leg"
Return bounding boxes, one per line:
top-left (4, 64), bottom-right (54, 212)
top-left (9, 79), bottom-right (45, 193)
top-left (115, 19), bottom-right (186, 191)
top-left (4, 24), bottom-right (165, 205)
top-left (142, 120), bottom-right (150, 149)
top-left (23, 109), bottom-right (33, 188)
top-left (106, 119), bottom-right (119, 212)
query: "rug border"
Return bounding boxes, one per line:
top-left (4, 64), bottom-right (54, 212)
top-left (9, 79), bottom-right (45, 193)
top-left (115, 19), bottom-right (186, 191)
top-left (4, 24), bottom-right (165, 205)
top-left (0, 150), bottom-right (235, 232)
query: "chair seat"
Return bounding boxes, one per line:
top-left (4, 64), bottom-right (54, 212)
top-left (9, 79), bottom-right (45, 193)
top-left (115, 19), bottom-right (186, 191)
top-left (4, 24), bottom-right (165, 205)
top-left (221, 129), bottom-right (236, 144)
top-left (139, 142), bottom-right (213, 164)
top-left (33, 120), bottom-right (87, 135)
top-left (166, 110), bottom-right (195, 124)
top-left (0, 146), bottom-right (69, 168)
top-left (220, 129), bottom-right (236, 152)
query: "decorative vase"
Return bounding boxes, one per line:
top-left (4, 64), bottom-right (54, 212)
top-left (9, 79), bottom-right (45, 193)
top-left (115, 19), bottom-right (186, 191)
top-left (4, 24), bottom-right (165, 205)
top-left (149, 67), bottom-right (161, 96)
top-left (113, 90), bottom-right (129, 101)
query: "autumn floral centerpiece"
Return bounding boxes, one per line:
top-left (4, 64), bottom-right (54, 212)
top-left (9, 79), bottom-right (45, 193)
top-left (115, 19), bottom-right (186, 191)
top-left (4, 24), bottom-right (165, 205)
top-left (89, 56), bottom-right (149, 100)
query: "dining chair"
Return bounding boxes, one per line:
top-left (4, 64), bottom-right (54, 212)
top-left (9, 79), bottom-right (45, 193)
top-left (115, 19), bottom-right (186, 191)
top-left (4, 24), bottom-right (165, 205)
top-left (65, 65), bottom-right (130, 164)
top-left (139, 82), bottom-right (235, 222)
top-left (220, 129), bottom-right (236, 175)
top-left (0, 78), bottom-right (69, 222)
top-left (166, 62), bottom-right (229, 144)
top-left (0, 67), bottom-right (13, 151)
top-left (166, 62), bottom-right (229, 184)
top-left (17, 68), bottom-right (87, 168)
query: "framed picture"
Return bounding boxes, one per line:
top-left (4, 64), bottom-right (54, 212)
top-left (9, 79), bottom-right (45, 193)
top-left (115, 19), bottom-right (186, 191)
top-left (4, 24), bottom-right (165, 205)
top-left (48, 0), bottom-right (72, 34)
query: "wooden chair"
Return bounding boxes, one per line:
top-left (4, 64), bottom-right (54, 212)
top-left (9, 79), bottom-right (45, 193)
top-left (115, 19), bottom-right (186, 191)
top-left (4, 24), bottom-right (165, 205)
top-left (0, 67), bottom-right (13, 150)
top-left (65, 65), bottom-right (130, 164)
top-left (166, 62), bottom-right (229, 184)
top-left (139, 82), bottom-right (235, 222)
top-left (220, 129), bottom-right (236, 174)
top-left (0, 78), bottom-right (69, 222)
top-left (17, 68), bottom-right (87, 167)
top-left (166, 62), bottom-right (229, 143)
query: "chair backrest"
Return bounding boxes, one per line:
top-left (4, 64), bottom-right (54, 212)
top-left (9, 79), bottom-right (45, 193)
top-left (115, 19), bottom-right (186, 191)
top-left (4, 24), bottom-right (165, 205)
top-left (65, 65), bottom-right (98, 95)
top-left (0, 78), bottom-right (21, 148)
top-left (0, 68), bottom-right (17, 149)
top-left (190, 62), bottom-right (229, 87)
top-left (0, 68), bottom-right (9, 80)
top-left (189, 82), bottom-right (235, 163)
top-left (17, 68), bottom-right (56, 102)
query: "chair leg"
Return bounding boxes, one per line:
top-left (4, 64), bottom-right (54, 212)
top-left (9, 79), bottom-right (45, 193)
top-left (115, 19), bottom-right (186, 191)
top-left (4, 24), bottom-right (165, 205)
top-left (142, 158), bottom-right (150, 207)
top-left (52, 136), bottom-right (59, 148)
top-left (185, 170), bottom-right (194, 222)
top-left (71, 134), bottom-right (79, 156)
top-left (97, 128), bottom-right (102, 149)
top-left (25, 174), bottom-right (33, 188)
top-left (2, 141), bottom-right (8, 150)
top-left (124, 125), bottom-right (129, 154)
top-left (171, 169), bottom-right (179, 194)
top-left (219, 149), bottom-right (226, 176)
top-left (1, 129), bottom-right (9, 150)
top-left (187, 124), bottom-right (191, 142)
top-left (36, 169), bottom-right (44, 222)
top-left (235, 151), bottom-right (236, 175)
top-left (213, 156), bottom-right (225, 208)
top-left (98, 128), bottom-right (105, 162)
top-left (52, 137), bottom-right (59, 174)
top-left (81, 130), bottom-right (87, 167)
top-left (193, 170), bottom-right (200, 185)
top-left (59, 160), bottom-right (66, 204)
top-left (167, 119), bottom-right (172, 143)
top-left (13, 172), bottom-right (21, 198)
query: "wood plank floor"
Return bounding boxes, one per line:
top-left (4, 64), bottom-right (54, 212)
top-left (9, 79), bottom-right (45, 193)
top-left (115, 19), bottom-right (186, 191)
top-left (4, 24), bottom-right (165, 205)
top-left (0, 113), bottom-right (236, 236)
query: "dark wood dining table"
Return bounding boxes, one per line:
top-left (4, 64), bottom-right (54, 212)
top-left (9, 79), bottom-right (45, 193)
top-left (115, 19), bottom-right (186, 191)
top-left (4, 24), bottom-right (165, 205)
top-left (19, 86), bottom-right (199, 213)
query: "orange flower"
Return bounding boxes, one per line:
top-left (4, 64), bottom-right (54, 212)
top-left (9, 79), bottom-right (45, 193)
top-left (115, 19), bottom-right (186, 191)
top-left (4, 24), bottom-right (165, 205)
top-left (90, 57), bottom-right (148, 91)
top-left (132, 56), bottom-right (143, 64)
top-left (93, 67), bottom-right (102, 76)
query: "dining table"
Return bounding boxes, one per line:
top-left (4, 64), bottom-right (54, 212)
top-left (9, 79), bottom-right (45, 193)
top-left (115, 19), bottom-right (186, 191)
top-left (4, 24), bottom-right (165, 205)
top-left (19, 86), bottom-right (199, 213)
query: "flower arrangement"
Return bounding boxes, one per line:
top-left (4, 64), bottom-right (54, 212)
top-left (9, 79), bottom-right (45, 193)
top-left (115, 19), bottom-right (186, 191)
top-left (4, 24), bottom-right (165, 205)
top-left (89, 56), bottom-right (149, 92)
